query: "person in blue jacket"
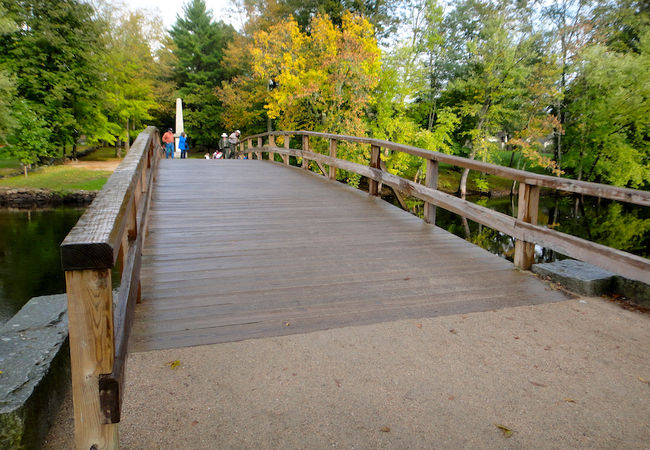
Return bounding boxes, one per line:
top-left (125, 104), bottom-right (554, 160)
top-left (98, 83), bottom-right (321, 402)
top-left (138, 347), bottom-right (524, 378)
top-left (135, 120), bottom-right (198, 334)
top-left (179, 132), bottom-right (189, 159)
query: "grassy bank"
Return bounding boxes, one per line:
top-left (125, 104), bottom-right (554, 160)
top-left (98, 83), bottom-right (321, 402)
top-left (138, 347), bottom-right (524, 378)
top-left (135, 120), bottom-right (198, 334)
top-left (0, 166), bottom-right (112, 192)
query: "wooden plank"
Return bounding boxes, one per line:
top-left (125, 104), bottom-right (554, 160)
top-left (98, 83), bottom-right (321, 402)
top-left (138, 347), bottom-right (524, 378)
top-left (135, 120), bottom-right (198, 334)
top-left (424, 159), bottom-right (438, 224)
top-left (66, 269), bottom-right (118, 448)
top-left (243, 131), bottom-right (650, 206)
top-left (134, 160), bottom-right (573, 353)
top-left (514, 183), bottom-right (540, 270)
top-left (61, 127), bottom-right (159, 270)
top-left (260, 149), bottom-right (650, 283)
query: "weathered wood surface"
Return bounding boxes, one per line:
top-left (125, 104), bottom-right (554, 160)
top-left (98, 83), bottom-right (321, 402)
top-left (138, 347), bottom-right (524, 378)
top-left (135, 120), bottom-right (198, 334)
top-left (61, 126), bottom-right (159, 270)
top-left (258, 146), bottom-right (650, 284)
top-left (245, 130), bottom-right (650, 207)
top-left (131, 160), bottom-right (569, 352)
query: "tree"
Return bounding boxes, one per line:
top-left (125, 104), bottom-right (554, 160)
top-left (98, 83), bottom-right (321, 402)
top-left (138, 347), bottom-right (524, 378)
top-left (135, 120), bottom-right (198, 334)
top-left (0, 4), bottom-right (16, 144)
top-left (0, 0), bottom-right (108, 161)
top-left (169, 0), bottom-right (236, 148)
top-left (98, 6), bottom-right (160, 153)
top-left (563, 29), bottom-right (650, 187)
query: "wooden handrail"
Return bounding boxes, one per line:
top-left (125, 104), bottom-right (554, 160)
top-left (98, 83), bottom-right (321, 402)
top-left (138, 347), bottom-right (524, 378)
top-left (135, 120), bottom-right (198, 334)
top-left (235, 132), bottom-right (650, 285)
top-left (243, 131), bottom-right (650, 207)
top-left (60, 126), bottom-right (161, 448)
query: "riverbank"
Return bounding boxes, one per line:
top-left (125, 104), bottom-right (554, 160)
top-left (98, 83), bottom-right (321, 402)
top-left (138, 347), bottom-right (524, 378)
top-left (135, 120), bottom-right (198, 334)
top-left (0, 188), bottom-right (96, 208)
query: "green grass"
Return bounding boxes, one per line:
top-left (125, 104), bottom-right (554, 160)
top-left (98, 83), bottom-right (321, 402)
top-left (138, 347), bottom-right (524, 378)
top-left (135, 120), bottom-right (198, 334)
top-left (0, 158), bottom-right (22, 177)
top-left (0, 166), bottom-right (111, 191)
top-left (79, 146), bottom-right (123, 162)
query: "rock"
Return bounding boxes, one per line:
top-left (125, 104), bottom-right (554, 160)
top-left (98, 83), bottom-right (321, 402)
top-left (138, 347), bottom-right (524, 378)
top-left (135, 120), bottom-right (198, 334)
top-left (0, 188), bottom-right (95, 208)
top-left (0, 294), bottom-right (70, 449)
top-left (532, 259), bottom-right (616, 297)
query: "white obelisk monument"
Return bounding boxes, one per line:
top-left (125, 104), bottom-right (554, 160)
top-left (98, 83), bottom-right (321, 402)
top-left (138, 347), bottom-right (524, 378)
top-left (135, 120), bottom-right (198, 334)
top-left (175, 98), bottom-right (184, 158)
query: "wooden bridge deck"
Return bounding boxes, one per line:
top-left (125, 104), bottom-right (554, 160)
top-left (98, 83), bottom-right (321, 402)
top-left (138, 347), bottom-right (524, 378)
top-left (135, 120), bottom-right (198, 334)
top-left (130, 160), bottom-right (569, 352)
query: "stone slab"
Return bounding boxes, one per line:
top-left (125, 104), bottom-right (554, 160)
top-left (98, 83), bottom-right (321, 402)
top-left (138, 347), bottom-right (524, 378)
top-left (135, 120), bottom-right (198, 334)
top-left (0, 294), bottom-right (70, 449)
top-left (532, 259), bottom-right (615, 297)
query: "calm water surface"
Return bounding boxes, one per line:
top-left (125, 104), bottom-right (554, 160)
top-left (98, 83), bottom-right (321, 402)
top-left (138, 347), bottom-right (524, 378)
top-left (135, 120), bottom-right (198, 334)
top-left (0, 208), bottom-right (84, 325)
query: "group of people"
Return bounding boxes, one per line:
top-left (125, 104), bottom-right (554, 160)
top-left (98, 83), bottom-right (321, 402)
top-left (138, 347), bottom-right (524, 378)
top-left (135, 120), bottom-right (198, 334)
top-left (162, 128), bottom-right (241, 160)
top-left (161, 128), bottom-right (189, 159)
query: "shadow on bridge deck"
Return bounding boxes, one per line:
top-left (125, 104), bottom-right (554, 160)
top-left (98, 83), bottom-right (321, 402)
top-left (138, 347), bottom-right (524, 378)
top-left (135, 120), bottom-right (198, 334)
top-left (130, 160), bottom-right (570, 352)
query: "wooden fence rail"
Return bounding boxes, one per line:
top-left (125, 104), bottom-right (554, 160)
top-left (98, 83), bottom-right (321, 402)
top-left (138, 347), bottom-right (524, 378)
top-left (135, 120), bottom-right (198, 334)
top-left (60, 126), bottom-right (161, 449)
top-left (235, 131), bottom-right (650, 285)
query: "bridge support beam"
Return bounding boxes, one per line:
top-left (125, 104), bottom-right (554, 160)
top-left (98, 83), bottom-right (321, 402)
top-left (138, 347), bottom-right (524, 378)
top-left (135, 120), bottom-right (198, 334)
top-left (66, 269), bottom-right (119, 450)
top-left (302, 136), bottom-right (309, 170)
top-left (424, 159), bottom-right (439, 224)
top-left (369, 144), bottom-right (381, 196)
top-left (329, 139), bottom-right (337, 180)
top-left (514, 183), bottom-right (540, 270)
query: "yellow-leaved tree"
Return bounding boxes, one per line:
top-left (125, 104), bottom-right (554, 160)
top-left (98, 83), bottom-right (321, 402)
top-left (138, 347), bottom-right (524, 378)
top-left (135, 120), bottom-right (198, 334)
top-left (220, 12), bottom-right (380, 176)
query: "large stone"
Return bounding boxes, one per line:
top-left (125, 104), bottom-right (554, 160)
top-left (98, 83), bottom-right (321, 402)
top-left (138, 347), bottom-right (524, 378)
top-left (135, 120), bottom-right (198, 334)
top-left (613, 276), bottom-right (650, 306)
top-left (532, 259), bottom-right (616, 297)
top-left (0, 294), bottom-right (70, 449)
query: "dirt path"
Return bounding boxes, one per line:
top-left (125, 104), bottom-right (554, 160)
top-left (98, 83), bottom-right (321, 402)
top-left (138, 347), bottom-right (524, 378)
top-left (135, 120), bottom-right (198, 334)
top-left (63, 159), bottom-right (122, 171)
top-left (44, 297), bottom-right (649, 449)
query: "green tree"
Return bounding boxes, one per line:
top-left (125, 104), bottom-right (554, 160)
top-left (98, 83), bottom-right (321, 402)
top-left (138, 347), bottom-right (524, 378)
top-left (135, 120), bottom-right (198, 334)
top-left (169, 0), bottom-right (236, 148)
top-left (0, 4), bottom-right (16, 144)
top-left (0, 0), bottom-right (108, 161)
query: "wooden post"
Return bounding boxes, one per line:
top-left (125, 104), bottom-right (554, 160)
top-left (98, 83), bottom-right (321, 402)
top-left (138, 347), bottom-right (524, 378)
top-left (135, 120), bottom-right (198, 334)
top-left (329, 139), bottom-right (337, 180)
top-left (302, 135), bottom-right (309, 170)
top-left (283, 135), bottom-right (290, 165)
top-left (424, 159), bottom-right (439, 224)
top-left (269, 135), bottom-right (275, 162)
top-left (247, 139), bottom-right (253, 160)
top-left (514, 183), bottom-right (540, 269)
top-left (66, 269), bottom-right (119, 449)
top-left (369, 144), bottom-right (381, 196)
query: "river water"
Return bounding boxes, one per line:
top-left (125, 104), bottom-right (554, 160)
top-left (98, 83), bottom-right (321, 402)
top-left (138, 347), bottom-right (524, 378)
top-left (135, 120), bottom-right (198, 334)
top-left (0, 208), bottom-right (84, 324)
top-left (0, 193), bottom-right (647, 325)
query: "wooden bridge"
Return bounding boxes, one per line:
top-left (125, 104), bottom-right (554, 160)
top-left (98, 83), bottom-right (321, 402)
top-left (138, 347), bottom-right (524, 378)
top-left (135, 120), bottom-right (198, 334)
top-left (60, 127), bottom-right (650, 448)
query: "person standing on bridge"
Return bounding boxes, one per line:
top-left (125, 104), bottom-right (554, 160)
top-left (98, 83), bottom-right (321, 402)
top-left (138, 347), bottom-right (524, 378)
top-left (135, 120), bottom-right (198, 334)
top-left (179, 132), bottom-right (189, 159)
top-left (228, 130), bottom-right (240, 159)
top-left (162, 128), bottom-right (175, 159)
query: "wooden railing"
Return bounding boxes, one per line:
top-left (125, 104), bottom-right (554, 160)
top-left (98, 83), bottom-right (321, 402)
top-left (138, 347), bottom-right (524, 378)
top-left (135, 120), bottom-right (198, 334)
top-left (235, 131), bottom-right (650, 285)
top-left (60, 126), bottom-right (161, 449)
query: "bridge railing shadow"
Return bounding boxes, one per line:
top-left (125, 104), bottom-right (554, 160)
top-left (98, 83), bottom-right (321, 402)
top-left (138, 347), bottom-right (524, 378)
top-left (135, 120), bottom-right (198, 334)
top-left (235, 130), bottom-right (649, 285)
top-left (60, 126), bottom-right (161, 448)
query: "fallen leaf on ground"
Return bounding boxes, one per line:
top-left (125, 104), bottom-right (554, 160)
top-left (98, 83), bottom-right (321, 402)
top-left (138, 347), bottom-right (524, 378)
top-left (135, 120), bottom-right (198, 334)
top-left (416, 323), bottom-right (422, 329)
top-left (495, 424), bottom-right (513, 438)
top-left (449, 329), bottom-right (457, 334)
top-left (334, 379), bottom-right (342, 388)
top-left (529, 381), bottom-right (547, 387)
top-left (284, 321), bottom-right (290, 327)
top-left (564, 398), bottom-right (576, 403)
top-left (191, 420), bottom-right (198, 426)
top-left (167, 360), bottom-right (180, 369)
top-left (448, 395), bottom-right (455, 400)
top-left (638, 377), bottom-right (650, 385)
top-left (380, 426), bottom-right (391, 433)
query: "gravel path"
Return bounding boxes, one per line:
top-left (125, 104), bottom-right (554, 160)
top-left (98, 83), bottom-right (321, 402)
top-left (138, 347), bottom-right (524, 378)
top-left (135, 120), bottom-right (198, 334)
top-left (44, 296), bottom-right (650, 449)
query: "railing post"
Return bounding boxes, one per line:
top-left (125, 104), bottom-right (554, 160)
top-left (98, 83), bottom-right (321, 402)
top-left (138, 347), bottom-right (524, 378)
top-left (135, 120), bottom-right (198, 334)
top-left (247, 139), bottom-right (253, 160)
top-left (256, 137), bottom-right (263, 160)
top-left (424, 159), bottom-right (439, 224)
top-left (369, 144), bottom-right (381, 196)
top-left (514, 182), bottom-right (540, 269)
top-left (65, 268), bottom-right (118, 449)
top-left (329, 139), bottom-right (337, 180)
top-left (283, 135), bottom-right (290, 165)
top-left (269, 135), bottom-right (275, 162)
top-left (302, 135), bottom-right (309, 170)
